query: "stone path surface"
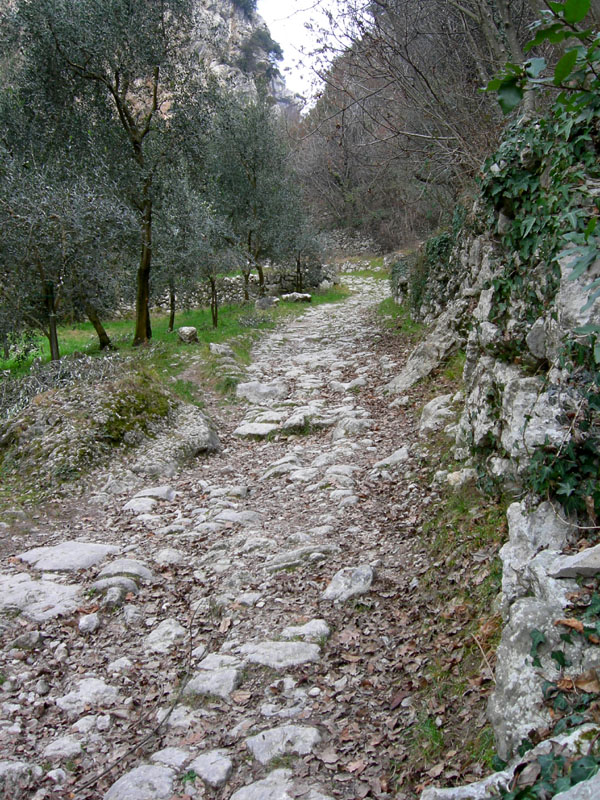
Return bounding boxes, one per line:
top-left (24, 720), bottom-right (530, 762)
top-left (0, 276), bottom-right (438, 799)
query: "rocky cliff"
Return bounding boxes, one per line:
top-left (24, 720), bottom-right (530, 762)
top-left (389, 114), bottom-right (600, 798)
top-left (194, 0), bottom-right (299, 111)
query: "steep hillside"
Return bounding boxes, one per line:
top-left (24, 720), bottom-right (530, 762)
top-left (392, 98), bottom-right (600, 800)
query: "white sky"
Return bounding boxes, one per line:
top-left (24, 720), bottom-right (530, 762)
top-left (257, 0), bottom-right (336, 100)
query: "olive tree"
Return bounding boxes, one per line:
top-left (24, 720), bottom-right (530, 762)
top-left (0, 150), bottom-right (135, 359)
top-left (206, 90), bottom-right (309, 297)
top-left (9, 0), bottom-right (208, 345)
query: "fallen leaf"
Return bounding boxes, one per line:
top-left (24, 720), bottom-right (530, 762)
top-left (346, 759), bottom-right (366, 775)
top-left (575, 670), bottom-right (600, 693)
top-left (319, 747), bottom-right (339, 764)
top-left (219, 617), bottom-right (232, 633)
top-left (555, 618), bottom-right (584, 633)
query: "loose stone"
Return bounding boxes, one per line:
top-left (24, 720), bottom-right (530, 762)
top-left (239, 641), bottom-right (321, 669)
top-left (18, 541), bottom-right (119, 571)
top-left (187, 749), bottom-right (233, 787)
top-left (245, 723), bottom-right (322, 764)
top-left (322, 565), bottom-right (374, 602)
top-left (104, 764), bottom-right (175, 800)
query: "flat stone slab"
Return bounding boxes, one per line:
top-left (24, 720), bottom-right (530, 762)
top-left (153, 548), bottom-right (184, 566)
top-left (230, 769), bottom-right (293, 800)
top-left (267, 544), bottom-right (338, 571)
top-left (132, 486), bottom-right (176, 501)
top-left (230, 769), bottom-right (333, 800)
top-left (281, 619), bottom-right (330, 641)
top-left (188, 749), bottom-right (232, 787)
top-left (149, 747), bottom-right (190, 769)
top-left (198, 653), bottom-right (242, 670)
top-left (245, 724), bottom-right (321, 764)
top-left (19, 541), bottom-right (119, 571)
top-left (239, 641), bottom-right (320, 669)
top-left (184, 667), bottom-right (241, 700)
top-left (0, 761), bottom-right (43, 798)
top-left (0, 573), bottom-right (80, 622)
top-left (104, 765), bottom-right (175, 800)
top-left (551, 544), bottom-right (600, 578)
top-left (373, 446), bottom-right (410, 470)
top-left (214, 509), bottom-right (262, 526)
top-left (236, 381), bottom-right (287, 405)
top-left (122, 497), bottom-right (157, 514)
top-left (144, 619), bottom-right (186, 653)
top-left (322, 565), bottom-right (374, 602)
top-left (56, 678), bottom-right (119, 717)
top-left (234, 422), bottom-right (279, 439)
top-left (43, 735), bottom-right (82, 760)
top-left (97, 558), bottom-right (153, 583)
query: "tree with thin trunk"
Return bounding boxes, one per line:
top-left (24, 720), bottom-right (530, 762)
top-left (0, 149), bottom-right (135, 359)
top-left (10, 0), bottom-right (205, 345)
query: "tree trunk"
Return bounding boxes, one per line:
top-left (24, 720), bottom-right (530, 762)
top-left (44, 280), bottom-right (60, 361)
top-left (296, 256), bottom-right (303, 292)
top-left (242, 269), bottom-right (250, 302)
top-left (256, 263), bottom-right (265, 295)
top-left (133, 193), bottom-right (153, 346)
top-left (210, 277), bottom-right (219, 328)
top-left (84, 302), bottom-right (113, 350)
top-left (168, 278), bottom-right (176, 333)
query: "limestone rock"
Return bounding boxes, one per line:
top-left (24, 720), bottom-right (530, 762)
top-left (154, 547), bottom-right (184, 566)
top-left (0, 761), bottom-right (43, 799)
top-left (18, 541), bottom-right (118, 571)
top-left (553, 771), bottom-right (600, 799)
top-left (133, 486), bottom-right (176, 501)
top-left (188, 749), bottom-right (232, 787)
top-left (245, 723), bottom-right (321, 764)
top-left (123, 497), bottom-right (157, 513)
top-left (104, 764), bottom-right (175, 800)
top-left (234, 422), bottom-right (279, 439)
top-left (322, 565), bottom-right (374, 602)
top-left (281, 619), bottom-right (330, 641)
top-left (419, 393), bottom-right (455, 435)
top-left (281, 292), bottom-right (311, 302)
top-left (56, 678), bottom-right (119, 717)
top-left (149, 747), bottom-right (190, 768)
top-left (97, 558), bottom-right (154, 583)
top-left (551, 543), bottom-right (600, 578)
top-left (177, 326), bottom-right (198, 344)
top-left (183, 667), bottom-right (241, 700)
top-left (239, 641), bottom-right (321, 669)
top-left (385, 306), bottom-right (463, 392)
top-left (499, 501), bottom-right (574, 615)
top-left (236, 381), bottom-right (287, 405)
top-left (79, 612), bottom-right (100, 633)
top-left (144, 619), bottom-right (186, 653)
top-left (373, 446), bottom-right (409, 470)
top-left (43, 735), bottom-right (83, 760)
top-left (0, 573), bottom-right (80, 622)
top-left (488, 598), bottom-right (558, 760)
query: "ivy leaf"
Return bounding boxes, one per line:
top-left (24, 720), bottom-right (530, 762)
top-left (527, 57), bottom-right (547, 78)
top-left (530, 628), bottom-right (547, 666)
top-left (498, 79), bottom-right (524, 114)
top-left (551, 649), bottom-right (572, 668)
top-left (563, 0), bottom-right (591, 23)
top-left (570, 754), bottom-right (599, 783)
top-left (525, 23), bottom-right (571, 51)
top-left (554, 49), bottom-right (579, 84)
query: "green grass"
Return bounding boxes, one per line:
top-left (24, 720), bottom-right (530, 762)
top-left (377, 297), bottom-right (426, 342)
top-left (0, 285), bottom-right (350, 378)
top-left (443, 350), bottom-right (466, 383)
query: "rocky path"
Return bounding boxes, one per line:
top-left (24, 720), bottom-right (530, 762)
top-left (0, 276), bottom-right (439, 800)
